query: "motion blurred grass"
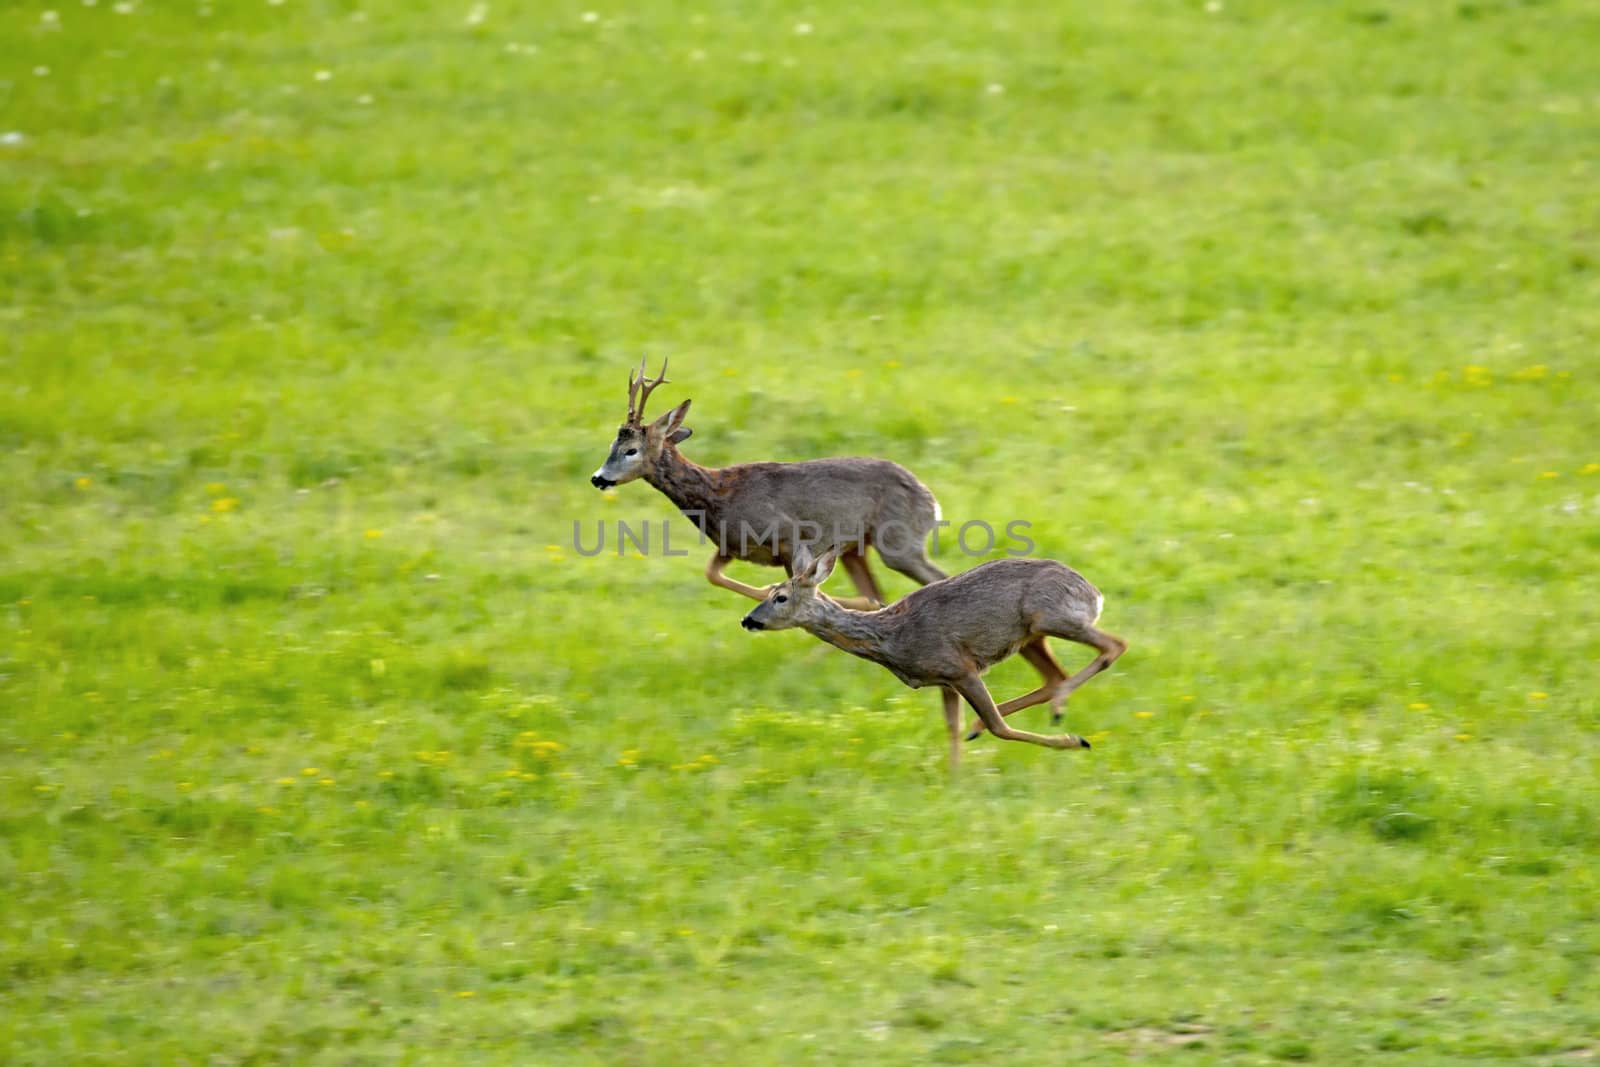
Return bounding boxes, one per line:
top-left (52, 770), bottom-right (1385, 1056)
top-left (4, 0), bottom-right (1600, 1062)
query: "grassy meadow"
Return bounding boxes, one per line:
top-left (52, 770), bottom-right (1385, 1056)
top-left (5, 0), bottom-right (1600, 1061)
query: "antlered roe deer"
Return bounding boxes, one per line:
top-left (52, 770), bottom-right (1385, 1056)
top-left (590, 359), bottom-right (946, 608)
top-left (740, 546), bottom-right (1127, 770)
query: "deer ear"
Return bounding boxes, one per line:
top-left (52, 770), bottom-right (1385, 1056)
top-left (657, 400), bottom-right (692, 445)
top-left (808, 548), bottom-right (839, 586)
top-left (656, 398), bottom-right (691, 430)
top-left (791, 543), bottom-right (814, 578)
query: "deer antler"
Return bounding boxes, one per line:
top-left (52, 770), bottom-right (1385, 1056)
top-left (625, 358), bottom-right (644, 422)
top-left (626, 356), bottom-right (670, 424)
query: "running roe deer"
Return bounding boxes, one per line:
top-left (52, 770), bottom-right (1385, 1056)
top-left (590, 359), bottom-right (947, 608)
top-left (739, 546), bottom-right (1127, 769)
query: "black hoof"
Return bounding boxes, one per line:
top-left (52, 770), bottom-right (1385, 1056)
top-left (1081, 737), bottom-right (1091, 749)
top-left (965, 731), bottom-right (982, 742)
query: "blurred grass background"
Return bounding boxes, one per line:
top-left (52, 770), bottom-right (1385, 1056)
top-left (3, 0), bottom-right (1599, 1062)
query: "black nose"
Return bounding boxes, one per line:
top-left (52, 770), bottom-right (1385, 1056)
top-left (591, 475), bottom-right (614, 489)
top-left (741, 617), bottom-right (763, 631)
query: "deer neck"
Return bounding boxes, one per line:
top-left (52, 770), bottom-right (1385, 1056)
top-left (802, 599), bottom-right (893, 662)
top-left (644, 447), bottom-right (725, 528)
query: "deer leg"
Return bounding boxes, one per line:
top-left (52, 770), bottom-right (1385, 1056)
top-left (878, 545), bottom-right (947, 587)
top-left (835, 548), bottom-right (885, 611)
top-left (942, 687), bottom-right (963, 773)
top-left (1046, 627), bottom-right (1128, 709)
top-left (953, 674), bottom-right (1089, 751)
top-left (963, 638), bottom-right (1068, 740)
top-left (705, 552), bottom-right (775, 602)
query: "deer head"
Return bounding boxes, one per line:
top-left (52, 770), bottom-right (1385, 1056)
top-left (590, 357), bottom-right (694, 489)
top-left (740, 545), bottom-right (839, 631)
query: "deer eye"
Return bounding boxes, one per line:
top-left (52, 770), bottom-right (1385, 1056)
top-left (624, 448), bottom-right (638, 457)
top-left (774, 594), bottom-right (788, 604)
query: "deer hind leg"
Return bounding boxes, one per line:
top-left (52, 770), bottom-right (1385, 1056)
top-left (876, 541), bottom-right (947, 587)
top-left (834, 547), bottom-right (885, 611)
top-left (705, 552), bottom-right (775, 602)
top-left (953, 673), bottom-right (1088, 751)
top-left (1047, 626), bottom-right (1128, 707)
top-left (942, 687), bottom-right (963, 773)
top-left (963, 638), bottom-right (1068, 741)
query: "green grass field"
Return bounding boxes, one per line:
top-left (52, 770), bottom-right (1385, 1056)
top-left (5, 0), bottom-right (1600, 1061)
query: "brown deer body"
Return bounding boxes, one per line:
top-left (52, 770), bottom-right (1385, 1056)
top-left (591, 360), bottom-right (946, 606)
top-left (740, 549), bottom-right (1127, 769)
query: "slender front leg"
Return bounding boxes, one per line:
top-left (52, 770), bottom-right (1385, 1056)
top-left (964, 685), bottom-right (1055, 741)
top-left (705, 552), bottom-right (774, 602)
top-left (965, 638), bottom-right (1068, 740)
top-left (952, 674), bottom-right (1089, 751)
top-left (837, 549), bottom-right (886, 611)
top-left (942, 687), bottom-right (963, 773)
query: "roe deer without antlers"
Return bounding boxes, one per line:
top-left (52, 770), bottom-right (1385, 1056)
top-left (590, 358), bottom-right (947, 608)
top-left (740, 546), bottom-right (1128, 770)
